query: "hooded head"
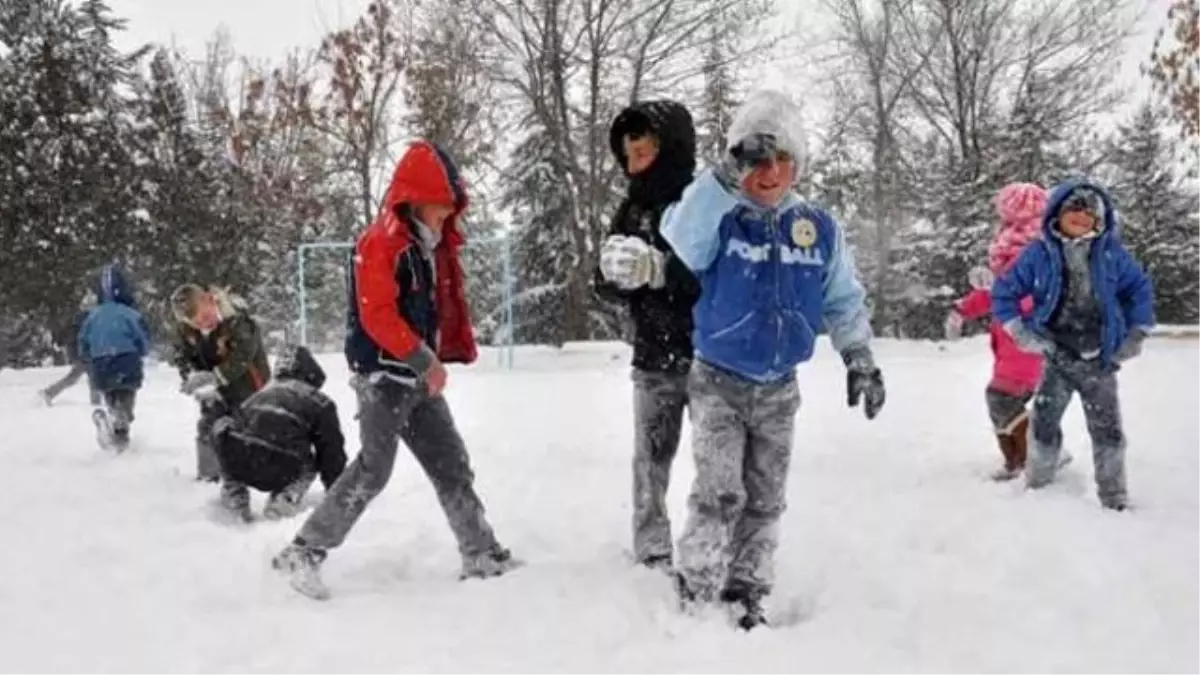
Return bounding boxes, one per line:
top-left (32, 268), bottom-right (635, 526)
top-left (273, 344), bottom-right (326, 389)
top-left (609, 100), bottom-right (697, 205)
top-left (988, 182), bottom-right (1048, 274)
top-left (724, 90), bottom-right (807, 208)
top-left (1043, 180), bottom-right (1116, 243)
top-left (381, 140), bottom-right (469, 247)
top-left (93, 263), bottom-right (137, 308)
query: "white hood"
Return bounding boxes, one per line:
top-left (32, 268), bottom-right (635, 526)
top-left (724, 89), bottom-right (807, 171)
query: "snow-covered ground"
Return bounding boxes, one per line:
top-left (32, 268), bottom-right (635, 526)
top-left (0, 336), bottom-right (1196, 673)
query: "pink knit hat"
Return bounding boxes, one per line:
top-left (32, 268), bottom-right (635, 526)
top-left (988, 183), bottom-right (1048, 274)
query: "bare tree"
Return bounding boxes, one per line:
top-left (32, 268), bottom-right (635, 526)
top-left (821, 0), bottom-right (936, 321)
top-left (1147, 0), bottom-right (1199, 140)
top-left (311, 0), bottom-right (414, 226)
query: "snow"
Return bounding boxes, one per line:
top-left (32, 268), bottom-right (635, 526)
top-left (0, 336), bottom-right (1196, 672)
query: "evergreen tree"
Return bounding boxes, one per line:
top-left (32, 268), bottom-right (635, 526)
top-left (1105, 101), bottom-right (1200, 324)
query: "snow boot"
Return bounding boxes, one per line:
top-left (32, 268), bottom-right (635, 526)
top-left (720, 585), bottom-right (769, 631)
top-left (92, 407), bottom-right (114, 449)
top-left (272, 541), bottom-right (330, 600)
top-left (991, 416), bottom-right (1028, 481)
top-left (460, 546), bottom-right (521, 580)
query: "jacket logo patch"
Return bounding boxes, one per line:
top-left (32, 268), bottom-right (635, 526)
top-left (791, 218), bottom-right (818, 248)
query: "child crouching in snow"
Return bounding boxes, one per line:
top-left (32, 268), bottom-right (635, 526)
top-left (210, 345), bottom-right (347, 524)
top-left (77, 263), bottom-right (150, 451)
top-left (991, 180), bottom-right (1154, 511)
top-left (945, 183), bottom-right (1050, 480)
top-left (661, 90), bottom-right (884, 629)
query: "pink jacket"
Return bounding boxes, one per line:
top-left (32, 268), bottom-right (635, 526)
top-left (953, 183), bottom-right (1048, 396)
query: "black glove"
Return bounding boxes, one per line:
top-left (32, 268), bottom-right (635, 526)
top-left (1114, 327), bottom-right (1149, 363)
top-left (843, 346), bottom-right (885, 420)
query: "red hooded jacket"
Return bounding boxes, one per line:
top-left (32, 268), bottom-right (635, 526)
top-left (345, 140), bottom-right (478, 378)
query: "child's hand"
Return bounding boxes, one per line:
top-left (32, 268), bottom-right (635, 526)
top-left (1002, 319), bottom-right (1054, 355)
top-left (600, 236), bottom-right (663, 289)
top-left (181, 370), bottom-right (217, 395)
top-left (424, 359), bottom-right (448, 397)
top-left (843, 347), bottom-right (886, 420)
top-left (944, 311), bottom-right (964, 340)
top-left (1114, 327), bottom-right (1149, 363)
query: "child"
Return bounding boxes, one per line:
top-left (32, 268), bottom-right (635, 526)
top-left (169, 284), bottom-right (271, 482)
top-left (77, 264), bottom-right (150, 450)
top-left (661, 90), bottom-right (884, 629)
top-left (210, 345), bottom-right (347, 523)
top-left (945, 183), bottom-right (1049, 480)
top-left (594, 100), bottom-right (700, 570)
top-left (272, 140), bottom-right (516, 600)
top-left (992, 180), bottom-right (1154, 511)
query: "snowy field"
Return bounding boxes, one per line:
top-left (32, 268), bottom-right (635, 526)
top-left (0, 336), bottom-right (1196, 673)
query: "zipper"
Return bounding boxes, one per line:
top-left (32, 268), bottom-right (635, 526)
top-left (770, 211), bottom-right (783, 371)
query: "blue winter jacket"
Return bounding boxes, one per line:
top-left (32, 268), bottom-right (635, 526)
top-left (78, 264), bottom-right (150, 391)
top-left (661, 168), bottom-right (873, 383)
top-left (992, 180), bottom-right (1155, 368)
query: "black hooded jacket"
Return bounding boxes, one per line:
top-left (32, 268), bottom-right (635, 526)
top-left (594, 100), bottom-right (700, 374)
top-left (213, 345), bottom-right (346, 492)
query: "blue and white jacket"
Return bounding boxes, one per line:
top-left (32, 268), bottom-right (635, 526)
top-left (661, 169), bottom-right (873, 383)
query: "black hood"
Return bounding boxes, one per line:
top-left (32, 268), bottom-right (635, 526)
top-left (609, 100), bottom-right (696, 206)
top-left (274, 345), bottom-right (326, 389)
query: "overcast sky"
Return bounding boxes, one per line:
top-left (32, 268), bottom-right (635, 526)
top-left (108, 0), bottom-right (1170, 131)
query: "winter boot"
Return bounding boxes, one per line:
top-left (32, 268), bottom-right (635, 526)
top-left (720, 584), bottom-right (769, 631)
top-left (460, 546), bottom-right (521, 580)
top-left (674, 571), bottom-right (702, 614)
top-left (217, 482), bottom-right (253, 525)
top-left (991, 415), bottom-right (1028, 481)
top-left (272, 541), bottom-right (330, 600)
top-left (92, 407), bottom-right (114, 449)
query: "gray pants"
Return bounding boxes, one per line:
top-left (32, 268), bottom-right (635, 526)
top-left (196, 401), bottom-right (228, 481)
top-left (1028, 354), bottom-right (1127, 507)
top-left (676, 360), bottom-right (800, 601)
top-left (102, 389), bottom-right (137, 432)
top-left (296, 380), bottom-right (500, 558)
top-left (985, 387), bottom-right (1032, 433)
top-left (45, 361), bottom-right (100, 405)
top-left (631, 369), bottom-right (688, 563)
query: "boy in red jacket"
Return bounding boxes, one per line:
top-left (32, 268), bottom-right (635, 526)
top-left (945, 183), bottom-right (1054, 480)
top-left (272, 140), bottom-right (516, 600)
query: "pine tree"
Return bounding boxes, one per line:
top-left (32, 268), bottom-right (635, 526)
top-left (1105, 101), bottom-right (1200, 324)
top-left (0, 0), bottom-right (149, 365)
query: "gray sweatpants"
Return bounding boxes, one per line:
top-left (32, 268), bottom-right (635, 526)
top-left (45, 361), bottom-right (100, 405)
top-left (1027, 354), bottom-right (1127, 507)
top-left (631, 369), bottom-right (688, 563)
top-left (296, 379), bottom-right (500, 558)
top-left (675, 360), bottom-right (800, 601)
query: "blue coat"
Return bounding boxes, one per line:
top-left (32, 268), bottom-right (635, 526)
top-left (661, 169), bottom-right (873, 383)
top-left (992, 180), bottom-right (1155, 368)
top-left (78, 264), bottom-right (150, 391)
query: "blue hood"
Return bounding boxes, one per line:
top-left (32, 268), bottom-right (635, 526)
top-left (1042, 179), bottom-right (1120, 245)
top-left (93, 264), bottom-right (137, 308)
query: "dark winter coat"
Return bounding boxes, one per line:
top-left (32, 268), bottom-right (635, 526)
top-left (345, 140), bottom-right (478, 385)
top-left (213, 345), bottom-right (346, 493)
top-left (78, 264), bottom-right (150, 392)
top-left (594, 100), bottom-right (701, 374)
top-left (171, 289), bottom-right (270, 406)
top-left (993, 180), bottom-right (1156, 368)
